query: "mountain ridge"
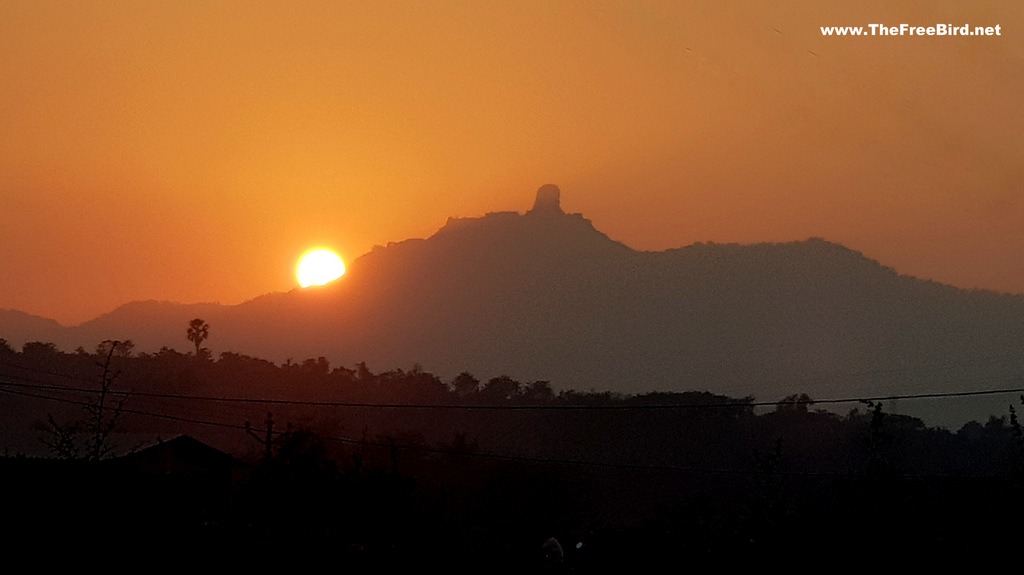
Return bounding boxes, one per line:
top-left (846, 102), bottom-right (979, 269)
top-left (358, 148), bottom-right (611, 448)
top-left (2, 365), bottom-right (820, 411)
top-left (3, 186), bottom-right (1023, 426)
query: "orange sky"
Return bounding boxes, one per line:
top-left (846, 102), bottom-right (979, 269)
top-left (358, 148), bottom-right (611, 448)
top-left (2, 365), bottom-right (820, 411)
top-left (2, 1), bottom-right (1023, 326)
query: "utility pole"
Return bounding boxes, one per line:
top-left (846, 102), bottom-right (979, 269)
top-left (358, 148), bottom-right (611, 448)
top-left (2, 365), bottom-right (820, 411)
top-left (246, 412), bottom-right (275, 461)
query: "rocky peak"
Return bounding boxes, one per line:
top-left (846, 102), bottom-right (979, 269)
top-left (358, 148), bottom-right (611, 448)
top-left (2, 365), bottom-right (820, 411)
top-left (528, 184), bottom-right (563, 215)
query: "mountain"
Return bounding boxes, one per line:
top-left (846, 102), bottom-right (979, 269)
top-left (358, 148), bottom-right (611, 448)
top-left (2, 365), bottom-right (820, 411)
top-left (4, 184), bottom-right (1024, 427)
top-left (0, 310), bottom-right (66, 348)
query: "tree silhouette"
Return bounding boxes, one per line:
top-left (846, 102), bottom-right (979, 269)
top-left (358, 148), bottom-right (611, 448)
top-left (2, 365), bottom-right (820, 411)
top-left (39, 341), bottom-right (129, 460)
top-left (187, 318), bottom-right (210, 359)
top-left (451, 371), bottom-right (480, 397)
top-left (96, 339), bottom-right (134, 357)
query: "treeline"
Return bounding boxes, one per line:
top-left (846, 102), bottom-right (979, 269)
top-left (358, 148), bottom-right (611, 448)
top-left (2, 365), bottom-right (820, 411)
top-left (4, 336), bottom-right (1024, 478)
top-left (3, 337), bottom-right (1024, 563)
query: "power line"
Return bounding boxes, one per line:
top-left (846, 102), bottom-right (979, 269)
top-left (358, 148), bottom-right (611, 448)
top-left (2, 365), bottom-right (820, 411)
top-left (0, 384), bottom-right (752, 474)
top-left (0, 385), bottom-right (866, 478)
top-left (2, 383), bottom-right (1017, 480)
top-left (0, 385), bottom-right (246, 431)
top-left (1, 378), bottom-right (1022, 411)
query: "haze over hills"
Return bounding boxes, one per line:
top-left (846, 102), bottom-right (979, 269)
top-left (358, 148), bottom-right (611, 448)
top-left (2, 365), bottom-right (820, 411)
top-left (5, 185), bottom-right (1024, 427)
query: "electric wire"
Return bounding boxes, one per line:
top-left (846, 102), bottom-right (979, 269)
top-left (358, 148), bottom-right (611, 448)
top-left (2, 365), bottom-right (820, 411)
top-left (1, 380), bottom-right (1019, 480)
top-left (1, 377), bottom-right (1022, 410)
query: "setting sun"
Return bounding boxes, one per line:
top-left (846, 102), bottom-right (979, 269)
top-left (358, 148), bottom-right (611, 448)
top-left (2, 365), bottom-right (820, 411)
top-left (296, 249), bottom-right (346, 288)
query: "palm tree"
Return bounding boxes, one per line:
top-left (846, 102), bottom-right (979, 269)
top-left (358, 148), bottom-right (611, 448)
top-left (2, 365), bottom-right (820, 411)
top-left (187, 318), bottom-right (210, 358)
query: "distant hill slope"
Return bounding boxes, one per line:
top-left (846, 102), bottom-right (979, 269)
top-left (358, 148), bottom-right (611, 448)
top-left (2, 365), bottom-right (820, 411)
top-left (0, 309), bottom-right (66, 347)
top-left (4, 185), bottom-right (1024, 426)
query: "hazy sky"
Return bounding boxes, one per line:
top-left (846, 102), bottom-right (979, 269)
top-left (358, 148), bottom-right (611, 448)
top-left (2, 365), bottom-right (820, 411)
top-left (2, 1), bottom-right (1023, 325)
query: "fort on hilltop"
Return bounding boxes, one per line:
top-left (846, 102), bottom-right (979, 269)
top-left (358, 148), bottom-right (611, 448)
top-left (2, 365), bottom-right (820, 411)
top-left (528, 184), bottom-right (563, 215)
top-left (440, 184), bottom-right (574, 234)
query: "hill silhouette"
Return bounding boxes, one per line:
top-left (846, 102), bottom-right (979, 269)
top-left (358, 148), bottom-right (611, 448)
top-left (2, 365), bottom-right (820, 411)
top-left (5, 185), bottom-right (1024, 427)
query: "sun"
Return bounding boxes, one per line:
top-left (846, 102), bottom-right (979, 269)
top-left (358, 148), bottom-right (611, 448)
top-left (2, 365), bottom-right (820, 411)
top-left (296, 248), bottom-right (346, 288)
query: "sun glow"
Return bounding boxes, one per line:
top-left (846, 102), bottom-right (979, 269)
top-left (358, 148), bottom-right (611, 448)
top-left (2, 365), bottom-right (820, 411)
top-left (296, 249), bottom-right (346, 288)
